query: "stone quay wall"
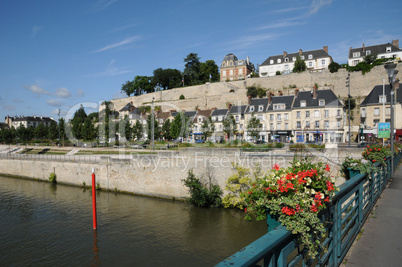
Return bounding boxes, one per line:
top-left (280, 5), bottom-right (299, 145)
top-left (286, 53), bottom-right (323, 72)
top-left (110, 65), bottom-right (402, 113)
top-left (0, 148), bottom-right (363, 199)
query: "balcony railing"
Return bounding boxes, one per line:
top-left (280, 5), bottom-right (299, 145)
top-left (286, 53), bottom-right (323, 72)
top-left (217, 153), bottom-right (401, 267)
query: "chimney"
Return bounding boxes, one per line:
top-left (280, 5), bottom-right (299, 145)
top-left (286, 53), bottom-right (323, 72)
top-left (362, 43), bottom-right (365, 52)
top-left (299, 49), bottom-right (302, 55)
top-left (283, 51), bottom-right (287, 57)
top-left (393, 39), bottom-right (399, 48)
top-left (279, 91), bottom-right (283, 96)
top-left (313, 86), bottom-right (317, 99)
top-left (228, 103), bottom-right (232, 111)
top-left (323, 46), bottom-right (328, 53)
top-left (268, 92), bottom-right (273, 104)
top-left (294, 88), bottom-right (299, 97)
top-left (247, 56), bottom-right (250, 65)
top-left (248, 95), bottom-right (252, 105)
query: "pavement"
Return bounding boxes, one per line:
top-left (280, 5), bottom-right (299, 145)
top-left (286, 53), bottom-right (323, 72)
top-left (344, 162), bottom-right (402, 267)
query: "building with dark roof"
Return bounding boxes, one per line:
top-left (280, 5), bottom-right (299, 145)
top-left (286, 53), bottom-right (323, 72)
top-left (228, 104), bottom-right (248, 140)
top-left (259, 46), bottom-right (332, 77)
top-left (220, 53), bottom-right (255, 82)
top-left (5, 115), bottom-right (55, 129)
top-left (266, 93), bottom-right (294, 142)
top-left (348, 40), bottom-right (402, 66)
top-left (360, 80), bottom-right (402, 142)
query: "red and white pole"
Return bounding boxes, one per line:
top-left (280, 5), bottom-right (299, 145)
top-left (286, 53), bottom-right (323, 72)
top-left (92, 168), bottom-right (97, 230)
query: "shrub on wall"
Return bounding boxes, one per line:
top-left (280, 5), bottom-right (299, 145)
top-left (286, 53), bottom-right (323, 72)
top-left (49, 172), bottom-right (57, 183)
top-left (183, 170), bottom-right (222, 207)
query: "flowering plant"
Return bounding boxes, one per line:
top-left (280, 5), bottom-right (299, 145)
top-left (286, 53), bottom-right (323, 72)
top-left (341, 156), bottom-right (379, 179)
top-left (362, 144), bottom-right (390, 166)
top-left (243, 157), bottom-right (337, 258)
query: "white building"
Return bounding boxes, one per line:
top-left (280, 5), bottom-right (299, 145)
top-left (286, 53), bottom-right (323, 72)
top-left (348, 40), bottom-right (402, 66)
top-left (259, 46), bottom-right (332, 77)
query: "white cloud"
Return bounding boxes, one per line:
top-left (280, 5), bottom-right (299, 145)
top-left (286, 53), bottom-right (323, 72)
top-left (85, 60), bottom-right (131, 77)
top-left (93, 36), bottom-right (142, 53)
top-left (26, 85), bottom-right (50, 95)
top-left (55, 87), bottom-right (72, 98)
top-left (308, 0), bottom-right (332, 15)
top-left (257, 20), bottom-right (302, 30)
top-left (46, 99), bottom-right (63, 107)
top-left (77, 89), bottom-right (85, 97)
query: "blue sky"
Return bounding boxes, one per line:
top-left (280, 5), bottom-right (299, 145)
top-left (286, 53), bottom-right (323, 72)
top-left (1, 0), bottom-right (401, 120)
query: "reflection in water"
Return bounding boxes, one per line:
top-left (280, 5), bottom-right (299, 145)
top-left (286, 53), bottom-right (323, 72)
top-left (0, 176), bottom-right (266, 266)
top-left (92, 230), bottom-right (99, 267)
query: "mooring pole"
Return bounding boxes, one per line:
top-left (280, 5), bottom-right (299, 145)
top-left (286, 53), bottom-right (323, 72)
top-left (92, 168), bottom-right (97, 230)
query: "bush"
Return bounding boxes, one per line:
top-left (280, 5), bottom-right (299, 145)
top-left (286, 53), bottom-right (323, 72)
top-left (183, 170), bottom-right (222, 207)
top-left (179, 94), bottom-right (185, 100)
top-left (49, 172), bottom-right (57, 183)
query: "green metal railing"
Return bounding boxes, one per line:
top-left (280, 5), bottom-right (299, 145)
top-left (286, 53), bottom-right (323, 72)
top-left (217, 152), bottom-right (402, 267)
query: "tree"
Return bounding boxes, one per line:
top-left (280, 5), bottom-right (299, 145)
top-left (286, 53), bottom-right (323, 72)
top-left (170, 112), bottom-right (191, 140)
top-left (121, 80), bottom-right (134, 96)
top-left (201, 117), bottom-right (215, 141)
top-left (58, 118), bottom-right (67, 142)
top-left (247, 114), bottom-right (260, 142)
top-left (364, 54), bottom-right (377, 64)
top-left (199, 60), bottom-right (220, 83)
top-left (34, 123), bottom-right (47, 140)
top-left (71, 105), bottom-right (87, 140)
top-left (183, 53), bottom-right (201, 85)
top-left (328, 62), bottom-right (341, 73)
top-left (293, 56), bottom-right (306, 73)
top-left (152, 68), bottom-right (182, 90)
top-left (132, 120), bottom-right (143, 141)
top-left (81, 117), bottom-right (96, 141)
top-left (48, 120), bottom-right (58, 140)
top-left (16, 125), bottom-right (34, 143)
top-left (161, 119), bottom-right (172, 140)
top-left (246, 85), bottom-right (258, 98)
top-left (0, 127), bottom-right (15, 144)
top-left (223, 114), bottom-right (237, 141)
top-left (133, 75), bottom-right (154, 94)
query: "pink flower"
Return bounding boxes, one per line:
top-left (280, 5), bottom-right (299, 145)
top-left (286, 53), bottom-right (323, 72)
top-left (272, 164), bottom-right (281, 170)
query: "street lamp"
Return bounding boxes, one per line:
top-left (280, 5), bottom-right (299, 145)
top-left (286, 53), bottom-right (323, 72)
top-left (384, 63), bottom-right (398, 173)
top-left (58, 109), bottom-right (61, 147)
top-left (151, 97), bottom-right (155, 151)
top-left (346, 72), bottom-right (351, 147)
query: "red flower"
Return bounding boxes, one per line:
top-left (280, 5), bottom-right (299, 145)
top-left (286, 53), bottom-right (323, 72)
top-left (325, 164), bottom-right (330, 172)
top-left (311, 204), bottom-right (318, 213)
top-left (372, 159), bottom-right (376, 162)
top-left (324, 196), bottom-right (330, 202)
top-left (273, 164), bottom-right (281, 170)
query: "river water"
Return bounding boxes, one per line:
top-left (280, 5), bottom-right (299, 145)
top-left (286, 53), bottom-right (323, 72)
top-left (0, 176), bottom-right (266, 266)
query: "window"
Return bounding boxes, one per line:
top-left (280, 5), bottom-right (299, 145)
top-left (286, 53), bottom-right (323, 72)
top-left (386, 47), bottom-right (392, 52)
top-left (222, 71), bottom-right (226, 76)
top-left (218, 116), bottom-right (223, 121)
top-left (386, 107), bottom-right (391, 116)
top-left (337, 121), bottom-right (341, 128)
top-left (250, 106), bottom-right (255, 112)
top-left (270, 123), bottom-right (274, 130)
top-left (379, 95), bottom-right (386, 103)
top-left (297, 121), bottom-right (301, 129)
top-left (238, 60), bottom-right (243, 65)
top-left (277, 123), bottom-right (281, 130)
top-left (270, 60), bottom-right (274, 64)
top-left (321, 59), bottom-right (325, 65)
top-left (258, 105), bottom-right (264, 111)
top-left (292, 57), bottom-right (296, 61)
top-left (199, 117), bottom-right (203, 122)
top-left (277, 114), bottom-right (281, 121)
top-left (366, 50), bottom-right (371, 55)
top-left (238, 68), bottom-right (243, 75)
top-left (273, 104), bottom-right (285, 110)
top-left (296, 111), bottom-right (301, 118)
top-left (361, 108), bottom-right (366, 117)
top-left (308, 54), bottom-right (313, 59)
top-left (325, 120), bottom-right (329, 129)
top-left (353, 52), bottom-right (360, 58)
top-left (353, 60), bottom-right (360, 66)
top-left (240, 124), bottom-right (243, 130)
top-left (301, 56), bottom-right (305, 60)
top-left (337, 109), bottom-right (341, 117)
top-left (229, 70), bottom-right (233, 75)
top-left (314, 110), bottom-right (320, 118)
top-left (211, 117), bottom-right (216, 122)
top-left (284, 113), bottom-right (289, 121)
top-left (309, 62), bottom-right (313, 67)
top-left (270, 114), bottom-right (274, 121)
top-left (300, 101), bottom-right (306, 107)
top-left (315, 121), bottom-right (320, 128)
top-left (324, 110), bottom-right (329, 118)
top-left (285, 123), bottom-right (289, 130)
top-left (305, 111), bottom-right (310, 118)
top-left (319, 99), bottom-right (325, 106)
top-left (235, 115), bottom-right (239, 122)
top-left (285, 58), bottom-right (289, 62)
top-left (305, 121), bottom-right (310, 129)
top-left (277, 59), bottom-right (281, 63)
top-left (374, 108), bottom-right (380, 116)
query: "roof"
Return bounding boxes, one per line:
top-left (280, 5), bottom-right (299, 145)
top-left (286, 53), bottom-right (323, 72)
top-left (211, 108), bottom-right (228, 117)
top-left (11, 116), bottom-right (55, 122)
top-left (293, 89), bottom-right (343, 108)
top-left (222, 53), bottom-right (238, 62)
top-left (360, 83), bottom-right (402, 106)
top-left (349, 42), bottom-right (402, 58)
top-left (261, 48), bottom-right (330, 66)
top-left (245, 98), bottom-right (269, 113)
top-left (229, 105), bottom-right (247, 115)
top-left (193, 109), bottom-right (212, 122)
top-left (119, 102), bottom-right (135, 112)
top-left (171, 110), bottom-right (197, 119)
top-left (267, 95), bottom-right (294, 111)
top-left (156, 111), bottom-right (171, 120)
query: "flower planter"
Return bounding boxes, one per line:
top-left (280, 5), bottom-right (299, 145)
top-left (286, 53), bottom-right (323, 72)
top-left (266, 211), bottom-right (280, 232)
top-left (346, 168), bottom-right (360, 180)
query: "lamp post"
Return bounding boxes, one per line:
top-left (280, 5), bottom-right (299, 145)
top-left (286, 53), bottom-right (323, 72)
top-left (346, 72), bottom-right (351, 147)
top-left (384, 63), bottom-right (398, 174)
top-left (151, 97), bottom-right (155, 151)
top-left (58, 109), bottom-right (61, 147)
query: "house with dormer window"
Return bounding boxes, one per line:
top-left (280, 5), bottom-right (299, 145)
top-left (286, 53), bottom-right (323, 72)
top-left (292, 87), bottom-right (344, 143)
top-left (266, 93), bottom-right (294, 142)
top-left (228, 104), bottom-right (247, 140)
top-left (359, 80), bottom-right (402, 142)
top-left (244, 98), bottom-right (269, 142)
top-left (348, 40), bottom-right (402, 66)
top-left (210, 108), bottom-right (228, 141)
top-left (259, 46), bottom-right (332, 77)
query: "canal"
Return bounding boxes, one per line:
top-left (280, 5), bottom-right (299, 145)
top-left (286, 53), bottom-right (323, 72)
top-left (0, 175), bottom-right (266, 266)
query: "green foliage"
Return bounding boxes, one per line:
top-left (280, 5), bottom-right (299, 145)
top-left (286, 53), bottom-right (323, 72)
top-left (179, 94), bottom-right (185, 100)
top-left (340, 156), bottom-right (379, 179)
top-left (170, 112), bottom-right (191, 139)
top-left (201, 117), bottom-right (215, 140)
top-left (275, 71), bottom-right (282, 75)
top-left (152, 68), bottom-right (182, 90)
top-left (49, 172), bottom-right (57, 183)
top-left (328, 62), bottom-right (341, 73)
top-left (223, 114), bottom-right (237, 141)
top-left (183, 170), bottom-right (222, 208)
top-left (132, 120), bottom-right (143, 140)
top-left (362, 144), bottom-right (391, 166)
top-left (293, 56), bottom-right (306, 73)
top-left (246, 114), bottom-right (260, 141)
top-left (161, 119), bottom-right (172, 140)
top-left (246, 84), bottom-right (266, 98)
top-left (222, 164), bottom-right (254, 208)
